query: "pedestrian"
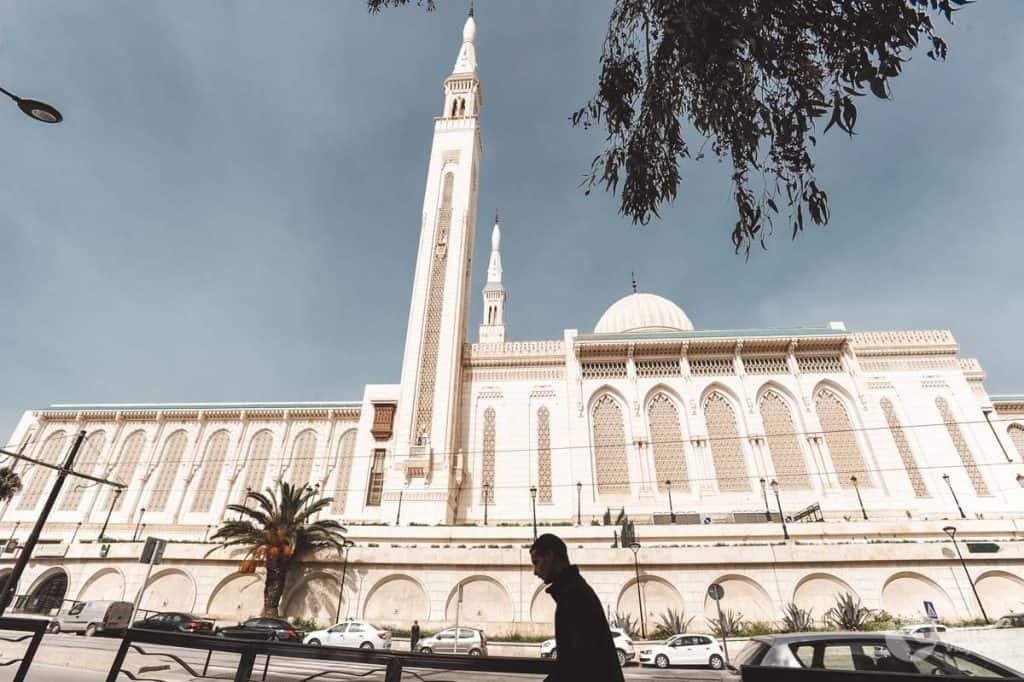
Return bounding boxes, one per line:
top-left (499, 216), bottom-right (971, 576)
top-left (410, 619), bottom-right (420, 652)
top-left (530, 533), bottom-right (624, 682)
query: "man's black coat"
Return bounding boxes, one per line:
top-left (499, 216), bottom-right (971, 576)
top-left (545, 565), bottom-right (625, 682)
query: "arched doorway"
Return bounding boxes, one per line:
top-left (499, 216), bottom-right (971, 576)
top-left (24, 570), bottom-right (68, 615)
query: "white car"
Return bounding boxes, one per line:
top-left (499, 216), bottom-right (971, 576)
top-left (539, 628), bottom-right (634, 666)
top-left (639, 633), bottom-right (725, 669)
top-left (539, 638), bottom-right (557, 658)
top-left (900, 624), bottom-right (946, 639)
top-left (303, 620), bottom-right (392, 649)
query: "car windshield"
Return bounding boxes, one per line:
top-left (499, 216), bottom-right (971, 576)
top-left (67, 602), bottom-right (85, 616)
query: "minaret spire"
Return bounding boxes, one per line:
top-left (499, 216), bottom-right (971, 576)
top-left (631, 271), bottom-right (638, 293)
top-left (479, 211), bottom-right (507, 343)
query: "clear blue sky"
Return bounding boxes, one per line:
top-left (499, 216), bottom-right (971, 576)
top-left (3, 1), bottom-right (1022, 437)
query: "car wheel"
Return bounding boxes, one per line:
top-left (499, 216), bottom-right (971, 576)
top-left (709, 654), bottom-right (725, 670)
top-left (617, 649), bottom-right (626, 667)
top-left (420, 647), bottom-right (432, 654)
top-left (308, 639), bottom-right (321, 647)
top-left (47, 622), bottom-right (60, 635)
top-left (360, 642), bottom-right (374, 650)
top-left (655, 654), bottom-right (669, 669)
top-left (468, 648), bottom-right (482, 656)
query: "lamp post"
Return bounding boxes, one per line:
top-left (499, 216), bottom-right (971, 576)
top-left (132, 508), bottom-right (147, 542)
top-left (628, 542), bottom-right (646, 639)
top-left (759, 478), bottom-right (771, 522)
top-left (3, 523), bottom-right (19, 556)
top-left (770, 480), bottom-right (790, 540)
top-left (850, 476), bottom-right (868, 520)
top-left (395, 489), bottom-right (403, 526)
top-left (0, 85), bottom-right (62, 123)
top-left (943, 526), bottom-right (990, 624)
top-left (1018, 473), bottom-right (1024, 488)
top-left (665, 480), bottom-right (676, 523)
top-left (529, 486), bottom-right (538, 541)
top-left (98, 488), bottom-right (122, 541)
top-left (576, 482), bottom-right (582, 526)
top-left (334, 540), bottom-right (355, 624)
top-left (483, 483), bottom-right (490, 526)
top-left (942, 474), bottom-right (966, 520)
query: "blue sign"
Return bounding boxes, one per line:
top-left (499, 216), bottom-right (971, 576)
top-left (923, 600), bottom-right (938, 619)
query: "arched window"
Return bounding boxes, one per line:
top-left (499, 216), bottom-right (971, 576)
top-left (880, 398), bottom-right (928, 497)
top-left (241, 430), bottom-right (273, 502)
top-left (759, 391), bottom-right (811, 489)
top-left (59, 430), bottom-right (106, 511)
top-left (480, 407), bottom-right (496, 503)
top-left (288, 430), bottom-right (317, 488)
top-left (18, 431), bottom-right (67, 510)
top-left (1008, 423), bottom-right (1024, 462)
top-left (190, 431), bottom-right (230, 513)
top-left (537, 407), bottom-right (552, 503)
top-left (935, 397), bottom-right (989, 495)
top-left (592, 394), bottom-right (629, 494)
top-left (704, 392), bottom-right (750, 492)
top-left (451, 99), bottom-right (458, 117)
top-left (815, 388), bottom-right (870, 488)
top-left (647, 393), bottom-right (688, 492)
top-left (148, 430), bottom-right (188, 512)
top-left (330, 430), bottom-right (357, 514)
top-left (459, 98), bottom-right (466, 116)
top-left (107, 430), bottom-right (146, 511)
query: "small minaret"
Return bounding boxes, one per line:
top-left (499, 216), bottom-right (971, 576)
top-left (479, 211), bottom-right (507, 343)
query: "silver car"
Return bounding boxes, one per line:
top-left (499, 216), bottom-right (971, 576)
top-left (417, 626), bottom-right (487, 656)
top-left (731, 632), bottom-right (1021, 678)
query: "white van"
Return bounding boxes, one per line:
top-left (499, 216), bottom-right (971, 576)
top-left (49, 600), bottom-right (133, 636)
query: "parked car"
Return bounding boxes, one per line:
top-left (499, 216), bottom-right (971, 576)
top-left (48, 600), bottom-right (133, 636)
top-left (417, 627), bottom-right (487, 656)
top-left (899, 624), bottom-right (946, 639)
top-left (303, 620), bottom-right (392, 649)
top-left (995, 613), bottom-right (1024, 629)
top-left (638, 633), bottom-right (725, 669)
top-left (133, 612), bottom-right (215, 635)
top-left (540, 628), bottom-right (633, 666)
top-left (215, 617), bottom-right (304, 642)
top-left (730, 632), bottom-right (1022, 678)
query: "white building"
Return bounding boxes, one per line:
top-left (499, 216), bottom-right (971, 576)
top-left (3, 11), bottom-right (1024, 635)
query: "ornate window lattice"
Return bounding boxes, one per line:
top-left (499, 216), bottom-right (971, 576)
top-left (592, 394), bottom-right (630, 494)
top-left (147, 430), bottom-right (188, 512)
top-left (240, 430), bottom-right (273, 503)
top-left (190, 430), bottom-right (230, 513)
top-left (759, 391), bottom-right (811, 489)
top-left (704, 392), bottom-right (751, 492)
top-left (537, 407), bottom-right (552, 503)
top-left (647, 394), bottom-right (688, 492)
top-left (880, 398), bottom-right (928, 497)
top-left (287, 430), bottom-right (317, 488)
top-left (690, 358), bottom-right (734, 376)
top-left (935, 397), bottom-right (989, 495)
top-left (412, 172), bottom-right (455, 443)
top-left (797, 355), bottom-right (843, 373)
top-left (365, 449), bottom-right (386, 506)
top-left (19, 430), bottom-right (67, 510)
top-left (636, 359), bottom-right (681, 378)
top-left (815, 388), bottom-right (870, 488)
top-left (331, 430), bottom-right (357, 514)
top-left (58, 430), bottom-right (106, 511)
top-left (480, 408), bottom-right (496, 504)
top-left (580, 361), bottom-right (627, 380)
top-left (745, 356), bottom-right (789, 375)
top-left (107, 430), bottom-right (146, 511)
top-left (1008, 423), bottom-right (1024, 462)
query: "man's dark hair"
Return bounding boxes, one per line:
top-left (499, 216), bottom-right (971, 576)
top-left (530, 533), bottom-right (568, 562)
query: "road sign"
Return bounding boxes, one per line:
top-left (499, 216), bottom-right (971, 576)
top-left (707, 583), bottom-right (725, 601)
top-left (139, 537), bottom-right (167, 565)
top-left (923, 601), bottom-right (938, 620)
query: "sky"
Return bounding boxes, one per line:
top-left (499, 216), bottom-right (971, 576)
top-left (2, 1), bottom-right (1023, 437)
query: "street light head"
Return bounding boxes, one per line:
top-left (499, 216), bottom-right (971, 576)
top-left (850, 475), bottom-right (858, 484)
top-left (628, 541), bottom-right (641, 554)
top-left (1017, 473), bottom-right (1024, 487)
top-left (17, 98), bottom-right (62, 123)
top-left (942, 473), bottom-right (951, 482)
top-left (577, 481), bottom-right (582, 490)
top-left (942, 526), bottom-right (956, 538)
top-left (530, 486), bottom-right (537, 499)
top-left (344, 539), bottom-right (355, 549)
top-left (770, 479), bottom-right (779, 491)
top-left (759, 477), bottom-right (766, 488)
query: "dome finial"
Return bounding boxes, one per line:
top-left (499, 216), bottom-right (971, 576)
top-left (631, 271), bottom-right (638, 294)
top-left (468, 0), bottom-right (474, 18)
top-left (495, 208), bottom-right (499, 224)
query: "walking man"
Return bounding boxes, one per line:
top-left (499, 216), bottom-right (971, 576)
top-left (410, 620), bottom-right (420, 652)
top-left (530, 533), bottom-right (624, 682)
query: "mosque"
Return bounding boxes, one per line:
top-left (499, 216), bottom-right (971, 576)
top-left (3, 11), bottom-right (1024, 635)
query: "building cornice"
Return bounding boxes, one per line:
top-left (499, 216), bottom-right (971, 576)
top-left (35, 401), bottom-right (361, 423)
top-left (849, 329), bottom-right (958, 357)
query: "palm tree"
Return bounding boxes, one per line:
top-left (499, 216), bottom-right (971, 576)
top-left (0, 467), bottom-right (23, 502)
top-left (208, 481), bottom-right (347, 617)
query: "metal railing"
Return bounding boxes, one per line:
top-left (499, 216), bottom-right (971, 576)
top-left (106, 627), bottom-right (556, 682)
top-left (0, 616), bottom-right (49, 682)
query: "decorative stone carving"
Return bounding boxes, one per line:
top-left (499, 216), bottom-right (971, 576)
top-left (147, 430), bottom-right (189, 512)
top-left (371, 403), bottom-right (396, 441)
top-left (880, 399), bottom-right (928, 497)
top-left (330, 430), bottom-right (358, 514)
top-left (759, 391), bottom-right (811, 489)
top-left (480, 407), bottom-right (496, 504)
top-left (58, 430), bottom-right (107, 511)
top-left (703, 392), bottom-right (751, 492)
top-left (537, 407), bottom-right (552, 504)
top-left (815, 389), bottom-right (870, 488)
top-left (935, 397), bottom-right (989, 496)
top-left (591, 395), bottom-right (629, 495)
top-left (190, 431), bottom-right (230, 513)
top-left (647, 394), bottom-right (688, 492)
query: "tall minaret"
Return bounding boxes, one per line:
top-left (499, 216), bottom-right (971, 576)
top-left (391, 9), bottom-right (483, 521)
top-left (478, 212), bottom-right (507, 343)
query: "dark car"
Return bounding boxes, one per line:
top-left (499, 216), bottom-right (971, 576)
top-left (215, 618), bottom-right (304, 642)
top-left (133, 612), bottom-right (215, 635)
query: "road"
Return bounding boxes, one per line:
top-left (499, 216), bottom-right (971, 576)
top-left (17, 633), bottom-right (731, 681)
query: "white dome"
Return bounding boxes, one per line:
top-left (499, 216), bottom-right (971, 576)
top-left (594, 292), bottom-right (694, 334)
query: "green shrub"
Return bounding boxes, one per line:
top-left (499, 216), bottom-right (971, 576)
top-left (652, 608), bottom-right (695, 639)
top-left (610, 612), bottom-right (639, 638)
top-left (292, 617), bottom-right (321, 632)
top-left (708, 609), bottom-right (746, 638)
top-left (737, 621), bottom-right (777, 637)
top-left (781, 602), bottom-right (815, 633)
top-left (825, 592), bottom-right (873, 631)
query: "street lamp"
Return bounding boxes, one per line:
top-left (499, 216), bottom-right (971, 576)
top-left (1016, 473), bottom-right (1024, 488)
top-left (396, 488), bottom-right (403, 526)
top-left (770, 480), bottom-right (790, 541)
top-left (942, 474), bottom-right (966, 519)
top-left (942, 526), bottom-right (990, 624)
top-left (98, 488), bottom-right (123, 540)
top-left (334, 540), bottom-right (356, 624)
top-left (529, 486), bottom-right (538, 541)
top-left (665, 480), bottom-right (676, 523)
top-left (576, 482), bottom-right (582, 526)
top-left (628, 542), bottom-right (646, 639)
top-left (759, 478), bottom-right (771, 522)
top-left (0, 85), bottom-right (62, 123)
top-left (483, 483), bottom-right (490, 526)
top-left (132, 508), bottom-right (147, 542)
top-left (851, 476), bottom-right (868, 521)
